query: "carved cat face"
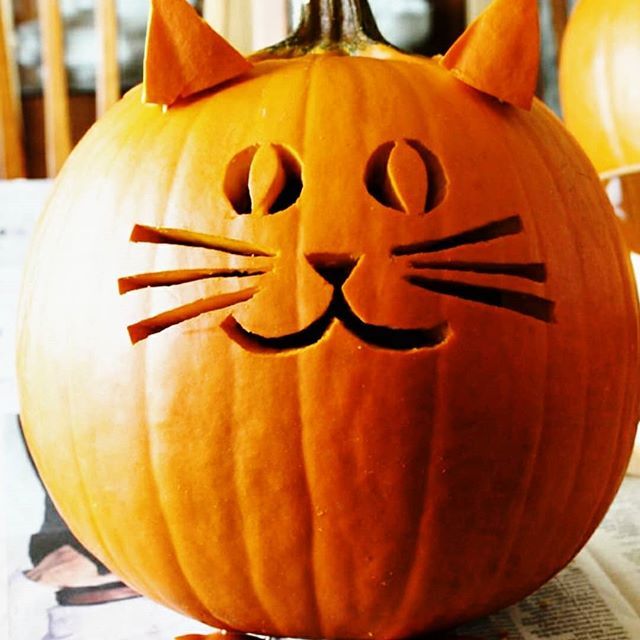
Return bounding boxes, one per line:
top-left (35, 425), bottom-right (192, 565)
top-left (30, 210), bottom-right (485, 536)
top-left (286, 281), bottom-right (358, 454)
top-left (111, 0), bottom-right (554, 353)
top-left (120, 135), bottom-right (553, 351)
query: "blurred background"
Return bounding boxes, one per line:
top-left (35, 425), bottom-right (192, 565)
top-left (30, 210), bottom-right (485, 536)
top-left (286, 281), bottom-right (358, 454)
top-left (1, 0), bottom-right (577, 179)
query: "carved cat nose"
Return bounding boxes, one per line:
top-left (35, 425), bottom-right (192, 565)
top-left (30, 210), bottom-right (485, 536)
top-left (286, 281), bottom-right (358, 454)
top-left (305, 253), bottom-right (360, 288)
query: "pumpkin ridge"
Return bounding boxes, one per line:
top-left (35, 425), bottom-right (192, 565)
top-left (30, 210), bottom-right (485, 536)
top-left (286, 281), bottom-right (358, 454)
top-left (162, 105), bottom-right (214, 226)
top-left (515, 106), bottom-right (626, 577)
top-left (203, 332), bottom-right (275, 630)
top-left (298, 56), bottom-right (325, 635)
top-left (136, 214), bottom-right (219, 619)
top-left (126, 105), bottom-right (229, 615)
top-left (481, 108), bottom-right (551, 600)
top-left (80, 103), bottom-right (155, 595)
top-left (507, 107), bottom-right (590, 581)
top-left (59, 107), bottom-right (182, 608)
top-left (297, 54), bottom-right (337, 637)
top-left (295, 351), bottom-right (324, 635)
top-left (299, 54), bottom-right (320, 170)
top-left (52, 375), bottom-right (125, 584)
top-left (588, 130), bottom-right (640, 513)
top-left (373, 58), bottom-right (444, 635)
top-left (386, 385), bottom-right (441, 635)
top-left (536, 109), bottom-right (628, 540)
top-left (384, 61), bottom-right (435, 635)
top-left (303, 58), bottom-right (399, 633)
top-left (566, 146), bottom-right (638, 549)
top-left (450, 104), bottom-right (549, 610)
top-left (138, 349), bottom-right (215, 618)
top-left (229, 347), bottom-right (284, 633)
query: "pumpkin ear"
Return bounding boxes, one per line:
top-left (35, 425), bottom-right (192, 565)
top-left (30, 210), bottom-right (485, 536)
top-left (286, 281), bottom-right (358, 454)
top-left (143, 0), bottom-right (252, 107)
top-left (441, 0), bottom-right (539, 110)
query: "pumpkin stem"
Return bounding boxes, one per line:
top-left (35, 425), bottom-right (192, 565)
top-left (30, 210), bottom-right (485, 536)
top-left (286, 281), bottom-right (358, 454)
top-left (252, 0), bottom-right (390, 59)
top-left (294, 0), bottom-right (385, 46)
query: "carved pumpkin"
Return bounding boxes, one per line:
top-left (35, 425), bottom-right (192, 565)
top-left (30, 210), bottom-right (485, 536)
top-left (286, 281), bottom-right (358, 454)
top-left (17, 0), bottom-right (639, 638)
top-left (559, 0), bottom-right (640, 174)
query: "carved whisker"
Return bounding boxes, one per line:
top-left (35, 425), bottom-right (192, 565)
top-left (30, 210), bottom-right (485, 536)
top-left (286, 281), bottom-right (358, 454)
top-left (393, 215), bottom-right (523, 256)
top-left (128, 287), bottom-right (258, 344)
top-left (119, 268), bottom-right (268, 294)
top-left (407, 275), bottom-right (555, 323)
top-left (409, 261), bottom-right (546, 283)
top-left (130, 224), bottom-right (275, 257)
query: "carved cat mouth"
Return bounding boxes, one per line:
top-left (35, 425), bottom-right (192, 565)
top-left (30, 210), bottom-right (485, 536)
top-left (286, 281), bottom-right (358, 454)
top-left (121, 217), bottom-right (555, 347)
top-left (222, 254), bottom-right (449, 353)
top-left (222, 285), bottom-right (450, 354)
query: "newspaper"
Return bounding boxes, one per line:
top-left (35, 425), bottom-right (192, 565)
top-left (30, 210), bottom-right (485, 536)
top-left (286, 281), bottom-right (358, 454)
top-left (456, 477), bottom-right (640, 639)
top-left (1, 180), bottom-right (639, 639)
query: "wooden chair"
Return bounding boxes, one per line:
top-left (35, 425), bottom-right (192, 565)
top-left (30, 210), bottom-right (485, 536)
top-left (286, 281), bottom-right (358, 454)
top-left (549, 0), bottom-right (569, 44)
top-left (0, 0), bottom-right (289, 179)
top-left (0, 0), bottom-right (25, 178)
top-left (0, 0), bottom-right (120, 179)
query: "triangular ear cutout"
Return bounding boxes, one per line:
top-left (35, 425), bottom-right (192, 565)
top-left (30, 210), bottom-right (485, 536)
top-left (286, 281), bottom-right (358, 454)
top-left (143, 0), bottom-right (252, 107)
top-left (442, 0), bottom-right (539, 110)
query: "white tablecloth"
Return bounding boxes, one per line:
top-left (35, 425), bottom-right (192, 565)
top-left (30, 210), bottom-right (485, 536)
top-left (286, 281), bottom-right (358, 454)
top-left (0, 179), bottom-right (52, 415)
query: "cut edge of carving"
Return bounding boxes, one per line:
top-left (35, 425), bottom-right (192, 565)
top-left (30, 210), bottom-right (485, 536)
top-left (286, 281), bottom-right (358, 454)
top-left (409, 261), bottom-right (546, 283)
top-left (407, 274), bottom-right (555, 323)
top-left (130, 224), bottom-right (275, 258)
top-left (128, 287), bottom-right (258, 344)
top-left (393, 215), bottom-right (523, 256)
top-left (119, 268), bottom-right (268, 294)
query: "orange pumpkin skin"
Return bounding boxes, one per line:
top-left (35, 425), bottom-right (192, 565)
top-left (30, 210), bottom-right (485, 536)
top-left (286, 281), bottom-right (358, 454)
top-left (17, 51), bottom-right (640, 639)
top-left (559, 0), bottom-right (640, 174)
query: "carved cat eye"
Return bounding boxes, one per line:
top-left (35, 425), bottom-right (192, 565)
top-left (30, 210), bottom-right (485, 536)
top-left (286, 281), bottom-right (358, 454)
top-left (366, 139), bottom-right (448, 214)
top-left (225, 144), bottom-right (303, 215)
